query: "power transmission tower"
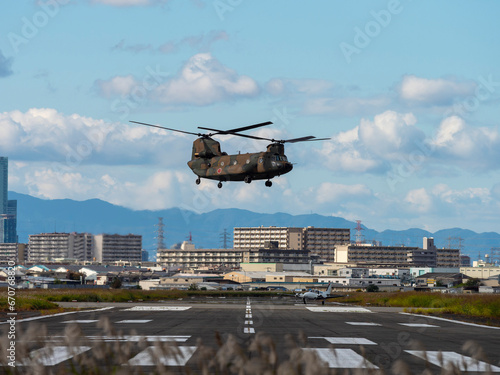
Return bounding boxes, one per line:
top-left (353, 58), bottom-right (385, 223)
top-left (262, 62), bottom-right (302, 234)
top-left (155, 217), bottom-right (166, 251)
top-left (220, 228), bottom-right (231, 249)
top-left (355, 220), bottom-right (364, 245)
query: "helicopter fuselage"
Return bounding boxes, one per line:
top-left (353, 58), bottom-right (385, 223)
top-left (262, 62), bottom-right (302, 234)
top-left (187, 138), bottom-right (293, 185)
top-left (187, 149), bottom-right (293, 182)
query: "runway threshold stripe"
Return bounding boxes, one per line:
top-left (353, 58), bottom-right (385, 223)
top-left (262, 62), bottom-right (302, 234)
top-left (116, 320), bottom-right (152, 324)
top-left (18, 346), bottom-right (91, 366)
top-left (305, 348), bottom-right (378, 369)
top-left (122, 306), bottom-right (191, 311)
top-left (310, 337), bottom-right (377, 345)
top-left (45, 335), bottom-right (191, 342)
top-left (406, 351), bottom-right (500, 372)
top-left (306, 307), bottom-right (372, 313)
top-left (399, 323), bottom-right (439, 328)
top-left (400, 312), bottom-right (500, 330)
top-left (129, 346), bottom-right (197, 366)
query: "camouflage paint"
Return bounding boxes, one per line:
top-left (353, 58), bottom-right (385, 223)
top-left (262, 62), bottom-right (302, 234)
top-left (187, 139), bottom-right (293, 182)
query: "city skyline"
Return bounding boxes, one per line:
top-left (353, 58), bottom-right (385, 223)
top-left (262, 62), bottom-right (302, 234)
top-left (1, 2), bottom-right (500, 233)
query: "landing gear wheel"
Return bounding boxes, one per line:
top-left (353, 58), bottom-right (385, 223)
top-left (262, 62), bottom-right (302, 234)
top-left (196, 178), bottom-right (201, 185)
top-left (217, 181), bottom-right (223, 189)
top-left (244, 176), bottom-right (252, 184)
top-left (265, 180), bottom-right (272, 187)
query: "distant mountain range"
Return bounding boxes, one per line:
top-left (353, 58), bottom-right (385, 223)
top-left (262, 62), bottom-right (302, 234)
top-left (10, 191), bottom-right (500, 261)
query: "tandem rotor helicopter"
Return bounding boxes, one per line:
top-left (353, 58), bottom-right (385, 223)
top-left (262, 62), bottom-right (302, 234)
top-left (130, 120), bottom-right (329, 188)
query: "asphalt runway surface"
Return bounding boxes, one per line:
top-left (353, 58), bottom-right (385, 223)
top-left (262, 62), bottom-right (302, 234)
top-left (5, 298), bottom-right (500, 373)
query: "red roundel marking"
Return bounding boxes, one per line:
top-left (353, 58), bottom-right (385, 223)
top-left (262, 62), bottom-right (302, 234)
top-left (217, 168), bottom-right (222, 174)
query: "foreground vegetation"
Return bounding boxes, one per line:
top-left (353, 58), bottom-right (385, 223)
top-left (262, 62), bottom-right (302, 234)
top-left (1, 288), bottom-right (499, 324)
top-left (0, 316), bottom-right (495, 374)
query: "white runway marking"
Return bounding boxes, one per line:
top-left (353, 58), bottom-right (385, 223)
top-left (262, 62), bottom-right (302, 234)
top-left (310, 337), bottom-right (377, 345)
top-left (245, 313), bottom-right (252, 318)
top-left (406, 351), bottom-right (500, 372)
top-left (19, 346), bottom-right (91, 366)
top-left (129, 346), bottom-right (197, 366)
top-left (245, 320), bottom-right (253, 324)
top-left (122, 306), bottom-right (191, 311)
top-left (46, 335), bottom-right (191, 342)
top-left (63, 320), bottom-right (98, 324)
top-left (244, 327), bottom-right (255, 333)
top-left (116, 320), bottom-right (152, 324)
top-left (305, 348), bottom-right (379, 369)
top-left (306, 306), bottom-right (372, 313)
top-left (399, 323), bottom-right (439, 328)
top-left (400, 312), bottom-right (500, 330)
top-left (346, 322), bottom-right (381, 326)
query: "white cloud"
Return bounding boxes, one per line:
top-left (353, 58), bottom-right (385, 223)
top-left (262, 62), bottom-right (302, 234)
top-left (315, 182), bottom-right (372, 204)
top-left (319, 110), bottom-right (424, 173)
top-left (96, 75), bottom-right (137, 97)
top-left (404, 188), bottom-right (433, 213)
top-left (358, 111), bottom-right (424, 160)
top-left (399, 75), bottom-right (475, 105)
top-left (96, 53), bottom-right (259, 106)
top-left (154, 53), bottom-right (259, 105)
top-left (431, 116), bottom-right (500, 170)
top-left (303, 96), bottom-right (390, 116)
top-left (0, 108), bottom-right (188, 167)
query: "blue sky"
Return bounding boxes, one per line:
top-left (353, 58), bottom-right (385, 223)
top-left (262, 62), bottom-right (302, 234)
top-left (1, 0), bottom-right (500, 233)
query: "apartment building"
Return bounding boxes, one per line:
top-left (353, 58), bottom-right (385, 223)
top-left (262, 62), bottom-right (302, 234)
top-left (27, 232), bottom-right (140, 263)
top-left (0, 243), bottom-right (26, 264)
top-left (156, 246), bottom-right (243, 270)
top-left (233, 226), bottom-right (350, 262)
top-left (28, 233), bottom-right (92, 263)
top-left (93, 234), bottom-right (142, 263)
top-left (334, 238), bottom-right (459, 268)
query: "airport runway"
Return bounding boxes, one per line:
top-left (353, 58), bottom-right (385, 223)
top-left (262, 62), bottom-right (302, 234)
top-left (7, 299), bottom-right (500, 373)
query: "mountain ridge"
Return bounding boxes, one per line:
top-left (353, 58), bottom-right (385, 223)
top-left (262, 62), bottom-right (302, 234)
top-left (9, 191), bottom-right (498, 260)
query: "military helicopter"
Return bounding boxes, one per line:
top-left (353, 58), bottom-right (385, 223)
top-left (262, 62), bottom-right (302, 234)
top-left (130, 120), bottom-right (329, 188)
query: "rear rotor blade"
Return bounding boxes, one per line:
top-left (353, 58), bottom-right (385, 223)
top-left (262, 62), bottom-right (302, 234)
top-left (283, 136), bottom-right (316, 143)
top-left (130, 121), bottom-right (202, 137)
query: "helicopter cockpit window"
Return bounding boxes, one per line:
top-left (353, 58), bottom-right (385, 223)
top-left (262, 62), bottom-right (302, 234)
top-left (272, 155), bottom-right (288, 162)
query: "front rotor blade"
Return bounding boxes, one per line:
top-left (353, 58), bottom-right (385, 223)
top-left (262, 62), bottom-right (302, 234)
top-left (130, 121), bottom-right (202, 137)
top-left (198, 121), bottom-right (273, 135)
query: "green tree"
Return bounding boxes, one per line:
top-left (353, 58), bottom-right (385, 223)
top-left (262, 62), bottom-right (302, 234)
top-left (111, 277), bottom-right (122, 289)
top-left (366, 284), bottom-right (379, 292)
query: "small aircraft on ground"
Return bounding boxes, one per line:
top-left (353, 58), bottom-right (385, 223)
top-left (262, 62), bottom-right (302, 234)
top-left (130, 120), bottom-right (329, 188)
top-left (295, 283), bottom-right (345, 304)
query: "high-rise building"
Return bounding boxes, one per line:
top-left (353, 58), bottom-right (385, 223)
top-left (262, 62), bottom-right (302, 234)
top-left (0, 157), bottom-right (17, 243)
